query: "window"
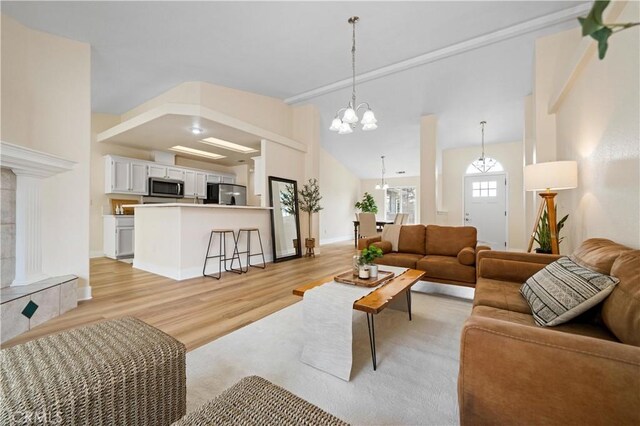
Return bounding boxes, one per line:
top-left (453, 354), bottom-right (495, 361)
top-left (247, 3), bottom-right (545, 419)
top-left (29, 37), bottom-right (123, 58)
top-left (472, 180), bottom-right (497, 198)
top-left (385, 186), bottom-right (416, 224)
top-left (465, 158), bottom-right (504, 174)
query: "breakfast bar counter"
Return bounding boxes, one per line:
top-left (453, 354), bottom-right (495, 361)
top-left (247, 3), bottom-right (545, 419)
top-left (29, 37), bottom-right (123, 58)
top-left (130, 203), bottom-right (273, 280)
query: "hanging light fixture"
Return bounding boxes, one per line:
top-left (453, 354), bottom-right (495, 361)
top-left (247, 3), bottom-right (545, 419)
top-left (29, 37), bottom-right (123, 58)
top-left (329, 16), bottom-right (378, 134)
top-left (471, 121), bottom-right (497, 173)
top-left (375, 156), bottom-right (389, 190)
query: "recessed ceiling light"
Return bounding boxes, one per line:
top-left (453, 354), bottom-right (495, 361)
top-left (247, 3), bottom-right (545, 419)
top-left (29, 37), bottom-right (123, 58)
top-left (200, 137), bottom-right (258, 153)
top-left (238, 159), bottom-right (246, 163)
top-left (191, 127), bottom-right (203, 135)
top-left (397, 171), bottom-right (406, 174)
top-left (170, 146), bottom-right (226, 160)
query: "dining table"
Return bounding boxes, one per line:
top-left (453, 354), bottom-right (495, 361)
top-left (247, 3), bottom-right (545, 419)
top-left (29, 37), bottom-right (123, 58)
top-left (352, 220), bottom-right (394, 247)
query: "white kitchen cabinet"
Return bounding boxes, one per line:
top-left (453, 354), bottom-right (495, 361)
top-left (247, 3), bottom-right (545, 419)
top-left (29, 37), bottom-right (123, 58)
top-left (252, 156), bottom-right (264, 196)
top-left (130, 161), bottom-right (148, 194)
top-left (183, 171), bottom-right (208, 198)
top-left (103, 215), bottom-right (135, 259)
top-left (196, 173), bottom-right (207, 197)
top-left (221, 176), bottom-right (235, 184)
top-left (183, 170), bottom-right (196, 197)
top-left (167, 167), bottom-right (185, 181)
top-left (148, 165), bottom-right (183, 180)
top-left (148, 164), bottom-right (167, 178)
top-left (207, 174), bottom-right (221, 183)
top-left (105, 156), bottom-right (148, 195)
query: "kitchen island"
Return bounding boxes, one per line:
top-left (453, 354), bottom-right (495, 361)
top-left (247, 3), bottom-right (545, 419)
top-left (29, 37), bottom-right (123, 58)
top-left (130, 203), bottom-right (273, 280)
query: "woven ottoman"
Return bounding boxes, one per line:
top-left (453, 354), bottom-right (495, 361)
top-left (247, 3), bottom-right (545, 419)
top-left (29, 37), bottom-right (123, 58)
top-left (1, 317), bottom-right (186, 425)
top-left (174, 376), bottom-right (347, 426)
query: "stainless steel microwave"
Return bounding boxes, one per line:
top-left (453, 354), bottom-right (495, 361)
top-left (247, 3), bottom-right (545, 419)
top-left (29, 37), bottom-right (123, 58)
top-left (148, 177), bottom-right (184, 198)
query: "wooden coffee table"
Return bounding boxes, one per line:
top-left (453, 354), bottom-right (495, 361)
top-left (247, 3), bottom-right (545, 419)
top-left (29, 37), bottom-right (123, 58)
top-left (293, 269), bottom-right (425, 370)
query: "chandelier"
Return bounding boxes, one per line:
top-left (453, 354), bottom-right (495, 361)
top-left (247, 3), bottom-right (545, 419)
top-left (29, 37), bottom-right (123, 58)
top-left (329, 16), bottom-right (378, 135)
top-left (375, 156), bottom-right (388, 190)
top-left (471, 121), bottom-right (497, 173)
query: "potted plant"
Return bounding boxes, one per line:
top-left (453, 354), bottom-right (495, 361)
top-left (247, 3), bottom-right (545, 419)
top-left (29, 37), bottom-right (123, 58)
top-left (298, 178), bottom-right (323, 256)
top-left (534, 208), bottom-right (569, 254)
top-left (355, 192), bottom-right (378, 214)
top-left (359, 245), bottom-right (384, 279)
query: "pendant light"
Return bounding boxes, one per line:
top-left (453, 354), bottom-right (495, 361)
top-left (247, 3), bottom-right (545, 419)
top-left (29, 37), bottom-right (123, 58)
top-left (375, 156), bottom-right (388, 190)
top-left (471, 121), bottom-right (497, 173)
top-left (329, 16), bottom-right (378, 134)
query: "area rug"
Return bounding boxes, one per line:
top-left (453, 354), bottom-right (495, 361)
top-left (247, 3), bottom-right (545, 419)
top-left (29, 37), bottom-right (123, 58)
top-left (185, 286), bottom-right (472, 425)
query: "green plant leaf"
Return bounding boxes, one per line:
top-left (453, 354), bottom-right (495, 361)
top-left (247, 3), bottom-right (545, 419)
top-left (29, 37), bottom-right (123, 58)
top-left (591, 26), bottom-right (612, 59)
top-left (578, 16), bottom-right (603, 37)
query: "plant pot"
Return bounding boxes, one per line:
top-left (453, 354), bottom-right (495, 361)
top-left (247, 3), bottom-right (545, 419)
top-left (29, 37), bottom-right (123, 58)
top-left (305, 238), bottom-right (315, 249)
top-left (369, 264), bottom-right (379, 278)
top-left (535, 248), bottom-right (552, 254)
top-left (358, 265), bottom-right (370, 279)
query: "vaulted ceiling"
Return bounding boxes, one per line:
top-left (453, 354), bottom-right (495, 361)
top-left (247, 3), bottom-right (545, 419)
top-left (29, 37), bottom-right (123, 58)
top-left (2, 1), bottom-right (589, 177)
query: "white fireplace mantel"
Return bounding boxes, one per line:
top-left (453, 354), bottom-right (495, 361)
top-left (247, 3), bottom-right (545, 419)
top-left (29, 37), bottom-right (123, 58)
top-left (1, 141), bottom-right (76, 286)
top-left (1, 141), bottom-right (76, 177)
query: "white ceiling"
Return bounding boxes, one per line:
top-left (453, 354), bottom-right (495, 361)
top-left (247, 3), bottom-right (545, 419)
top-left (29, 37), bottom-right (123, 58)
top-left (2, 1), bottom-right (589, 178)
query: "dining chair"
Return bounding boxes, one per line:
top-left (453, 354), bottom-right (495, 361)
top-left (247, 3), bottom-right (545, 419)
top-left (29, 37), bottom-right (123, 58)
top-left (358, 213), bottom-right (378, 238)
top-left (393, 213), bottom-right (402, 224)
top-left (400, 213), bottom-right (409, 224)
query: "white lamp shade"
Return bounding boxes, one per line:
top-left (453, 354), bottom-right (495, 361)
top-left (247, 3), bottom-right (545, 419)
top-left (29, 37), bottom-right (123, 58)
top-left (362, 123), bottom-right (378, 131)
top-left (342, 108), bottom-right (358, 124)
top-left (338, 122), bottom-right (353, 135)
top-left (361, 110), bottom-right (377, 125)
top-left (524, 161), bottom-right (578, 191)
top-left (375, 183), bottom-right (381, 190)
top-left (329, 118), bottom-right (342, 131)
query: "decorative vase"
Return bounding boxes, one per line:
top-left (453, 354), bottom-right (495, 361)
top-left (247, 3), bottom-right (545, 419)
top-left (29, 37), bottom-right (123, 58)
top-left (358, 265), bottom-right (370, 279)
top-left (352, 253), bottom-right (361, 276)
top-left (535, 248), bottom-right (552, 254)
top-left (369, 264), bottom-right (378, 278)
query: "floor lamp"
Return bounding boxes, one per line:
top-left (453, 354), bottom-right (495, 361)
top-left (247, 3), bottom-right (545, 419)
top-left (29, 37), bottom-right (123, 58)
top-left (524, 161), bottom-right (577, 254)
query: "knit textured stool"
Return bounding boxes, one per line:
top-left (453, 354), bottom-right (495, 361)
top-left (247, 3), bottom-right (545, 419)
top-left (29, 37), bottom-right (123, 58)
top-left (203, 229), bottom-right (242, 279)
top-left (173, 376), bottom-right (347, 426)
top-left (236, 228), bottom-right (266, 272)
top-left (1, 317), bottom-right (186, 426)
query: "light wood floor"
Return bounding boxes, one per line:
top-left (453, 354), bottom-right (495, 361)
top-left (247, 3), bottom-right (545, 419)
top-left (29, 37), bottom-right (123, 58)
top-left (2, 241), bottom-right (355, 351)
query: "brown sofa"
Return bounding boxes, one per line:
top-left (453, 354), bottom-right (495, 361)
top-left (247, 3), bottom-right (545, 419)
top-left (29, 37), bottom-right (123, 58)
top-left (358, 224), bottom-right (490, 286)
top-left (459, 239), bottom-right (640, 425)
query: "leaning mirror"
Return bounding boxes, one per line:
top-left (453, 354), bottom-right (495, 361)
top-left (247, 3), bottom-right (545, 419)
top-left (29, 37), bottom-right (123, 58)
top-left (268, 176), bottom-right (302, 262)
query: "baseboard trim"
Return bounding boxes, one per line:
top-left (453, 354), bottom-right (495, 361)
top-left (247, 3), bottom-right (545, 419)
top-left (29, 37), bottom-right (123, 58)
top-left (77, 285), bottom-right (92, 301)
top-left (90, 250), bottom-right (104, 258)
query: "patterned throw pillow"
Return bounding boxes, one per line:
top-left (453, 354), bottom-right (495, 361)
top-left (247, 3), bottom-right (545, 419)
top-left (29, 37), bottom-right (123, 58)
top-left (520, 257), bottom-right (620, 327)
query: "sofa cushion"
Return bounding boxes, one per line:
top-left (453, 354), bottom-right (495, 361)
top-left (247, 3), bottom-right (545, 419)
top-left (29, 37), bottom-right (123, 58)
top-left (473, 279), bottom-right (532, 314)
top-left (521, 257), bottom-right (620, 327)
top-left (416, 255), bottom-right (476, 283)
top-left (601, 250), bottom-right (640, 346)
top-left (570, 238), bottom-right (631, 274)
top-left (472, 306), bottom-right (619, 342)
top-left (398, 225), bottom-right (426, 255)
top-left (457, 247), bottom-right (476, 266)
top-left (372, 240), bottom-right (392, 254)
top-left (376, 253), bottom-right (423, 269)
top-left (425, 225), bottom-right (476, 256)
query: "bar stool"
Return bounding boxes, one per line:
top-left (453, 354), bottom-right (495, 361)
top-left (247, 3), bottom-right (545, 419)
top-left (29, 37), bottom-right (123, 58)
top-left (203, 229), bottom-right (242, 279)
top-left (236, 228), bottom-right (266, 272)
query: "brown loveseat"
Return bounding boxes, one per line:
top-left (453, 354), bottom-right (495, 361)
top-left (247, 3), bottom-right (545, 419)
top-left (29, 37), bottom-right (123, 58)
top-left (358, 224), bottom-right (489, 286)
top-left (458, 239), bottom-right (640, 425)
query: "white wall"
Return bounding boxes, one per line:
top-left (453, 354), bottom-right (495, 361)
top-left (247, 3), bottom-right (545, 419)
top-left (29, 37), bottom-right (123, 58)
top-left (1, 16), bottom-right (91, 291)
top-left (550, 1), bottom-right (639, 251)
top-left (360, 176), bottom-right (421, 223)
top-left (441, 142), bottom-right (525, 250)
top-left (319, 148), bottom-right (361, 244)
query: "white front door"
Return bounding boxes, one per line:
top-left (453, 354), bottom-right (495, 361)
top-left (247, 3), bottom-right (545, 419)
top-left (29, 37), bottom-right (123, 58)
top-left (464, 173), bottom-right (507, 250)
